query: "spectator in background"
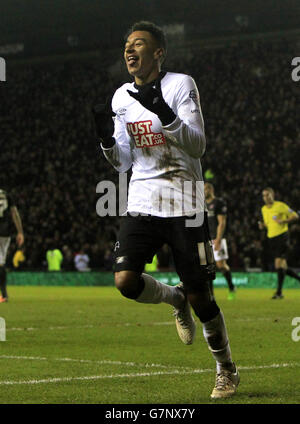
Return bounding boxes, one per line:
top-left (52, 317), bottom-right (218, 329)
top-left (74, 247), bottom-right (91, 272)
top-left (103, 246), bottom-right (114, 271)
top-left (144, 254), bottom-right (159, 272)
top-left (62, 245), bottom-right (74, 271)
top-left (46, 242), bottom-right (63, 271)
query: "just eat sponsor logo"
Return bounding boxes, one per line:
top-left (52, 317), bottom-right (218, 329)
top-left (127, 120), bottom-right (166, 148)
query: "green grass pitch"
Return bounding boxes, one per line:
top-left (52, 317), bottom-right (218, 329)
top-left (0, 285), bottom-right (299, 404)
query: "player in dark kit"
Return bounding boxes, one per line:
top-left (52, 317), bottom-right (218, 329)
top-left (0, 189), bottom-right (24, 302)
top-left (204, 183), bottom-right (235, 299)
top-left (93, 21), bottom-right (239, 398)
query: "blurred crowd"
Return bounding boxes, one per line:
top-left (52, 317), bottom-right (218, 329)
top-left (1, 36), bottom-right (299, 271)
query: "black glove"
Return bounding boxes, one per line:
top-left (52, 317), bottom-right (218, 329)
top-left (127, 78), bottom-right (176, 126)
top-left (92, 98), bottom-right (116, 148)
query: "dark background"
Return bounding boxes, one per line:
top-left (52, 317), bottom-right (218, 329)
top-left (0, 1), bottom-right (299, 271)
top-left (1, 0), bottom-right (300, 57)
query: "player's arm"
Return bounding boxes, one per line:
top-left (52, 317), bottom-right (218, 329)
top-left (258, 208), bottom-right (267, 230)
top-left (93, 93), bottom-right (133, 173)
top-left (10, 206), bottom-right (24, 247)
top-left (127, 75), bottom-right (206, 159)
top-left (215, 214), bottom-right (226, 251)
top-left (276, 207), bottom-right (299, 225)
top-left (161, 75), bottom-right (206, 158)
top-left (102, 111), bottom-right (133, 173)
top-left (258, 220), bottom-right (266, 230)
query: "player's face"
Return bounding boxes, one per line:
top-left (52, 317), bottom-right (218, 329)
top-left (124, 31), bottom-right (162, 83)
top-left (262, 190), bottom-right (274, 204)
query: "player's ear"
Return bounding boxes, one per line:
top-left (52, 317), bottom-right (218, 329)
top-left (154, 47), bottom-right (164, 62)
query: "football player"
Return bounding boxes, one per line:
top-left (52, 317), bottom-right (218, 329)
top-left (0, 189), bottom-right (24, 302)
top-left (93, 21), bottom-right (239, 398)
top-left (204, 183), bottom-right (236, 300)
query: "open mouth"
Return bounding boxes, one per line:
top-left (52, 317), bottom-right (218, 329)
top-left (127, 55), bottom-right (139, 66)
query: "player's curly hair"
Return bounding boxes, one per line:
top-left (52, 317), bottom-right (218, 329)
top-left (125, 21), bottom-right (167, 63)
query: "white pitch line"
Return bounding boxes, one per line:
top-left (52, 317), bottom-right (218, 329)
top-left (7, 324), bottom-right (98, 332)
top-left (0, 355), bottom-right (193, 370)
top-left (6, 323), bottom-right (174, 332)
top-left (0, 362), bottom-right (299, 386)
top-left (6, 317), bottom-right (279, 333)
top-left (0, 370), bottom-right (204, 386)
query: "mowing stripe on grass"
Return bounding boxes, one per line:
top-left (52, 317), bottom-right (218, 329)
top-left (0, 362), bottom-right (299, 386)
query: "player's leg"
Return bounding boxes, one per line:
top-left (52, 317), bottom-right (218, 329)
top-left (275, 258), bottom-right (300, 286)
top-left (273, 257), bottom-right (285, 299)
top-left (276, 233), bottom-right (300, 282)
top-left (187, 288), bottom-right (239, 398)
top-left (271, 234), bottom-right (288, 299)
top-left (114, 270), bottom-right (184, 308)
top-left (113, 216), bottom-right (185, 309)
top-left (0, 266), bottom-right (8, 301)
top-left (285, 264), bottom-right (300, 283)
top-left (216, 259), bottom-right (235, 297)
top-left (214, 239), bottom-right (235, 299)
top-left (170, 215), bottom-right (239, 398)
top-left (0, 237), bottom-right (10, 302)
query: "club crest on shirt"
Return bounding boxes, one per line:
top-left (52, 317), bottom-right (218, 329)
top-left (117, 108), bottom-right (127, 116)
top-left (127, 120), bottom-right (166, 148)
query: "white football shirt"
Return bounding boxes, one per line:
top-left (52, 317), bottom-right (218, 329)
top-left (101, 71), bottom-right (206, 217)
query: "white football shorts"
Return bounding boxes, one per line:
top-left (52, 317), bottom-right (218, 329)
top-left (0, 237), bottom-right (11, 265)
top-left (213, 238), bottom-right (229, 262)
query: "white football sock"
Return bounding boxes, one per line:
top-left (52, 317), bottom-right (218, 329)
top-left (202, 311), bottom-right (234, 373)
top-left (136, 273), bottom-right (184, 308)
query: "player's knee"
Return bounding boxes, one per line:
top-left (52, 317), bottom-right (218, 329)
top-left (275, 258), bottom-right (283, 269)
top-left (188, 290), bottom-right (220, 323)
top-left (196, 301), bottom-right (220, 323)
top-left (114, 270), bottom-right (136, 291)
top-left (114, 271), bottom-right (141, 299)
top-left (216, 263), bottom-right (225, 272)
top-left (216, 261), bottom-right (228, 272)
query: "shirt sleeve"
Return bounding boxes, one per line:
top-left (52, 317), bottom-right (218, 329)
top-left (7, 193), bottom-right (16, 207)
top-left (215, 198), bottom-right (227, 216)
top-left (161, 75), bottom-right (206, 159)
top-left (283, 202), bottom-right (297, 217)
top-left (101, 94), bottom-right (133, 173)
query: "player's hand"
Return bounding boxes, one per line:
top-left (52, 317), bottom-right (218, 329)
top-left (16, 232), bottom-right (24, 247)
top-left (127, 78), bottom-right (176, 126)
top-left (258, 221), bottom-right (265, 230)
top-left (92, 98), bottom-right (116, 148)
top-left (213, 239), bottom-right (221, 251)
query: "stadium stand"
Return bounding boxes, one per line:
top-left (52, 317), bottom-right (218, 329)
top-left (1, 36), bottom-right (299, 271)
